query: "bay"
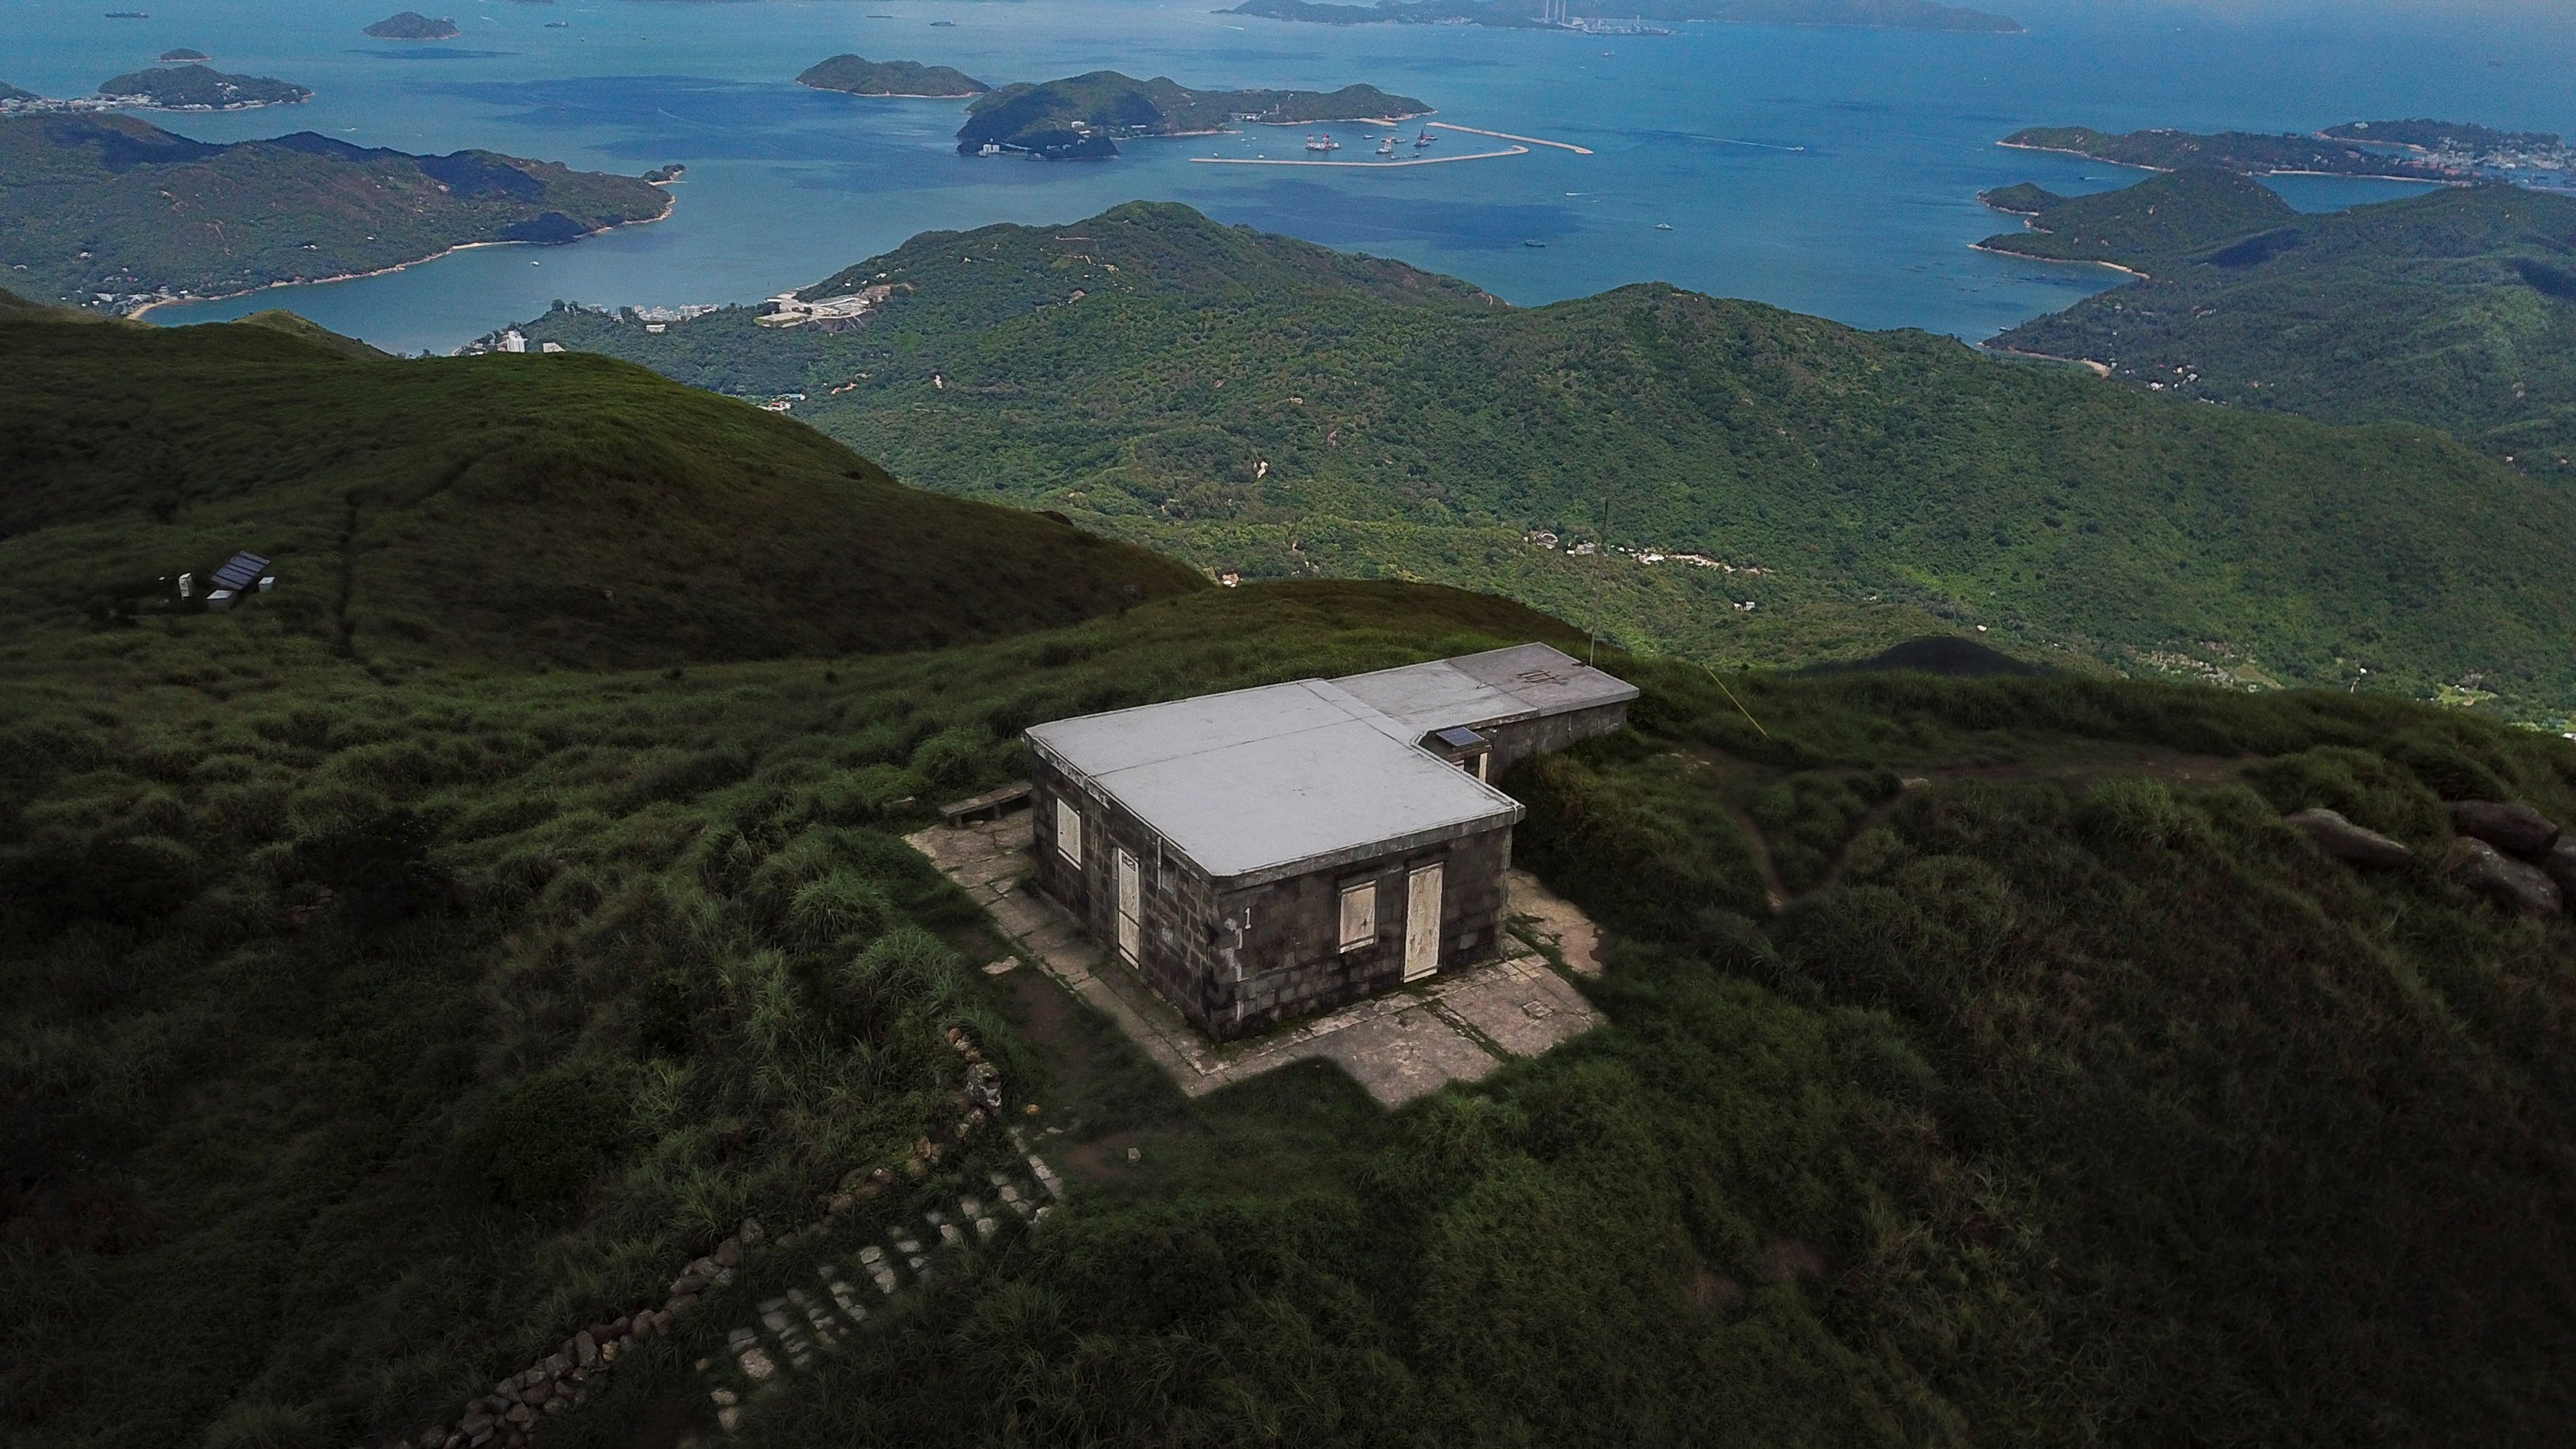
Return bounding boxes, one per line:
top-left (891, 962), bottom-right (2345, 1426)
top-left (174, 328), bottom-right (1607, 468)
top-left (5, 0), bottom-right (2566, 355)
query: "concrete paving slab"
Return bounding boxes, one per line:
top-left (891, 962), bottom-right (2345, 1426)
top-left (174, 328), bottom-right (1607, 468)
top-left (1438, 965), bottom-right (1602, 1059)
top-left (1506, 868), bottom-right (1605, 976)
top-left (1313, 1010), bottom-right (1506, 1106)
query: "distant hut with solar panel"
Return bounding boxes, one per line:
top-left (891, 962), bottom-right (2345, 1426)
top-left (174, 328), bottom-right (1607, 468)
top-left (201, 550), bottom-right (273, 610)
top-left (1024, 643), bottom-right (1635, 1040)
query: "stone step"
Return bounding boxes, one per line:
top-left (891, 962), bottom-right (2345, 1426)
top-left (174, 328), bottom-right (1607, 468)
top-left (690, 1163), bottom-right (1062, 1438)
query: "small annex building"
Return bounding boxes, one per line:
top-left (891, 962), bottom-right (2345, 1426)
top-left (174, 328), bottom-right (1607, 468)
top-left (1024, 643), bottom-right (1636, 1040)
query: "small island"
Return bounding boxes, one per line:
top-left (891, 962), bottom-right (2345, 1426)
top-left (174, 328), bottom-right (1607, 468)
top-left (798, 55), bottom-right (988, 98)
top-left (96, 64), bottom-right (310, 110)
top-left (958, 71), bottom-right (1430, 159)
top-left (158, 47), bottom-right (209, 61)
top-left (1973, 167), bottom-right (2298, 276)
top-left (365, 11), bottom-right (462, 39)
top-left (1232, 0), bottom-right (2020, 33)
top-left (643, 163), bottom-right (686, 182)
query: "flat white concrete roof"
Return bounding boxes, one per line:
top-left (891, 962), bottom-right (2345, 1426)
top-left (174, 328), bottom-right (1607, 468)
top-left (1329, 643), bottom-right (1640, 739)
top-left (1025, 678), bottom-right (1523, 887)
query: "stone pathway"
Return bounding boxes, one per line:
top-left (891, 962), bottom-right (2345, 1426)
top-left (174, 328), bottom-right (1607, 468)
top-left (678, 1149), bottom-right (1064, 1445)
top-left (907, 810), bottom-right (1605, 1108)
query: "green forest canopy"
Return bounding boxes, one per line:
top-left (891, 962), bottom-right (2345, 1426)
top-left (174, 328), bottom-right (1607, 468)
top-left (518, 201), bottom-right (2576, 718)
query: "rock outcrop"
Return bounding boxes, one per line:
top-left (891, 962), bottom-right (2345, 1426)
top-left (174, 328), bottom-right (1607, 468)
top-left (2447, 800), bottom-right (2561, 857)
top-left (2444, 838), bottom-right (2564, 916)
top-left (2284, 808), bottom-right (2413, 869)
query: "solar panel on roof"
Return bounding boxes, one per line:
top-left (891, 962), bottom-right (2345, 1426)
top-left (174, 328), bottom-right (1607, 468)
top-left (1434, 727), bottom-right (1487, 748)
top-left (210, 552), bottom-right (269, 592)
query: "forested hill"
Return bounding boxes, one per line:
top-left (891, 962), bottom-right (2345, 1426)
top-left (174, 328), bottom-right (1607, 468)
top-left (2003, 124), bottom-right (2458, 180)
top-left (795, 55), bottom-right (988, 97)
top-left (1987, 177), bottom-right (2576, 465)
top-left (0, 114), bottom-right (672, 308)
top-left (955, 72), bottom-right (1429, 158)
top-left (1977, 168), bottom-right (2298, 275)
top-left (0, 302), bottom-right (1199, 666)
top-left (513, 201), bottom-right (2576, 715)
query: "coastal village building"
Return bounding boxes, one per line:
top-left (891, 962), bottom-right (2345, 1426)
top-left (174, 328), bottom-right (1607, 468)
top-left (1024, 643), bottom-right (1635, 1040)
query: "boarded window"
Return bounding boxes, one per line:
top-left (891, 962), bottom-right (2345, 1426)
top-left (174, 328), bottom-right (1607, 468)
top-left (1339, 879), bottom-right (1376, 952)
top-left (1056, 797), bottom-right (1082, 867)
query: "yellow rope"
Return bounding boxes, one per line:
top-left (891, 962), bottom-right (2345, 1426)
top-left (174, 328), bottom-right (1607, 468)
top-left (1698, 661), bottom-right (1769, 738)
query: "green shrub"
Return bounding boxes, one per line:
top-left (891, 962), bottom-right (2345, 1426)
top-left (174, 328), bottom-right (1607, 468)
top-left (907, 726), bottom-right (990, 792)
top-left (788, 871), bottom-right (894, 950)
top-left (454, 1064), bottom-right (632, 1208)
top-left (2242, 745), bottom-right (2447, 840)
top-left (621, 747), bottom-right (754, 810)
top-left (2079, 776), bottom-right (2188, 850)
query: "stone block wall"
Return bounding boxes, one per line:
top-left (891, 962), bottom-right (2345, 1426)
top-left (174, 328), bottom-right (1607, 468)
top-left (1205, 824), bottom-right (1514, 1040)
top-left (1032, 755), bottom-right (1516, 1043)
top-left (1479, 699), bottom-right (1632, 775)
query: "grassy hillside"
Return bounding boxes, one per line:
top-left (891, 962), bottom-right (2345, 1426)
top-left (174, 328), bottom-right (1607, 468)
top-left (1976, 166), bottom-right (2298, 274)
top-left (0, 114), bottom-right (670, 308)
top-left (7, 294), bottom-right (2574, 1446)
top-left (687, 649), bottom-right (2576, 1449)
top-left (0, 308), bottom-right (1200, 668)
top-left (519, 201), bottom-right (2576, 715)
top-left (1989, 180), bottom-right (2576, 464)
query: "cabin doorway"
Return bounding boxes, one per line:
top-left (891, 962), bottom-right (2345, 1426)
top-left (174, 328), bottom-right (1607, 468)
top-left (1404, 862), bottom-right (1444, 982)
top-left (1115, 849), bottom-right (1142, 964)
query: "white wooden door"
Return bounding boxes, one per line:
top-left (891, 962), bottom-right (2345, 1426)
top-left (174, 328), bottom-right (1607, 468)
top-left (1403, 863), bottom-right (1443, 982)
top-left (1115, 849), bottom-right (1142, 963)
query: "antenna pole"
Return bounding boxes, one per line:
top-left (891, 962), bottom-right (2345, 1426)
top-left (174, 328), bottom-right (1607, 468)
top-left (1588, 493), bottom-right (1610, 666)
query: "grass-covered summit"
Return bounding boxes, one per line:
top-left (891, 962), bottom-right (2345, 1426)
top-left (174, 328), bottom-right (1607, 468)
top-left (796, 55), bottom-right (987, 98)
top-left (0, 114), bottom-right (672, 308)
top-left (1986, 174), bottom-right (2576, 465)
top-left (518, 201), bottom-right (2576, 715)
top-left (95, 63), bottom-right (310, 110)
top-left (956, 71), bottom-right (1429, 158)
top-left (0, 302), bottom-right (1199, 667)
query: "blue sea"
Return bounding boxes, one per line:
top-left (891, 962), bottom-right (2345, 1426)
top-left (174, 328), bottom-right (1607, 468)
top-left (6, 0), bottom-right (2571, 353)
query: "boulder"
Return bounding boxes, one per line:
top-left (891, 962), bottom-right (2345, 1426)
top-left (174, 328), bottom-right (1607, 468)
top-left (2446, 838), bottom-right (2563, 915)
top-left (666, 1292), bottom-right (697, 1315)
top-left (2539, 840), bottom-right (2576, 904)
top-left (2286, 807), bottom-right (2414, 868)
top-left (574, 1331), bottom-right (599, 1369)
top-left (2447, 800), bottom-right (2560, 856)
top-left (713, 1238), bottom-right (742, 1269)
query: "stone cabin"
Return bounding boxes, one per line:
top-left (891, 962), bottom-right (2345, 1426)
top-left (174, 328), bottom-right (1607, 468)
top-left (1023, 643), bottom-right (1637, 1041)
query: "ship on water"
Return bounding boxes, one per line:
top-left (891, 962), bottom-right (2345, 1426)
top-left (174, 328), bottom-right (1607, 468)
top-left (1305, 133), bottom-right (1339, 153)
top-left (1379, 136), bottom-right (1397, 156)
top-left (1414, 128), bottom-right (1434, 148)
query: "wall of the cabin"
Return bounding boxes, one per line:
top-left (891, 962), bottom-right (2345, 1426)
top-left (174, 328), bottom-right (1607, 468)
top-left (1477, 699), bottom-right (1632, 774)
top-left (1212, 824), bottom-right (1512, 1040)
top-left (1028, 755), bottom-right (1513, 1041)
